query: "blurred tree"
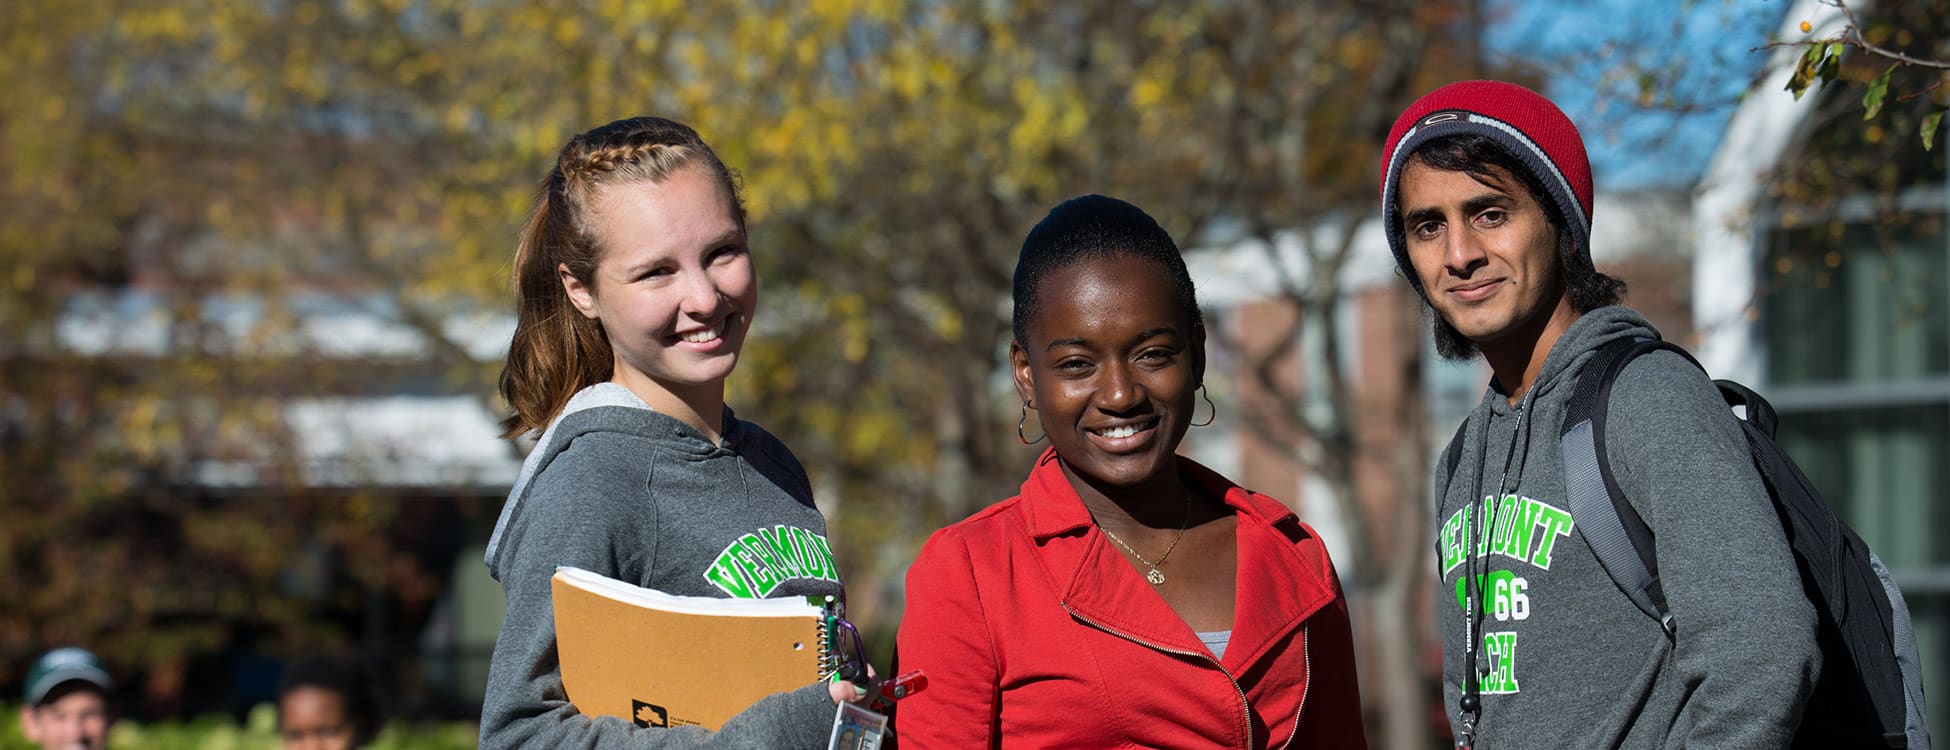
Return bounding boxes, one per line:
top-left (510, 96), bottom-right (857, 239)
top-left (1766, 1), bottom-right (1949, 203)
top-left (0, 0), bottom-right (536, 715)
top-left (1755, 0), bottom-right (1947, 398)
top-left (1, 0), bottom-right (1495, 740)
top-left (1777, 0), bottom-right (1949, 151)
top-left (1542, 0), bottom-right (1948, 322)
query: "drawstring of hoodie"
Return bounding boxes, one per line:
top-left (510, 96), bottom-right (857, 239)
top-left (1457, 384), bottom-right (1539, 750)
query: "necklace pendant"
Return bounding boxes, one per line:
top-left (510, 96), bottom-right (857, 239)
top-left (1145, 568), bottom-right (1165, 585)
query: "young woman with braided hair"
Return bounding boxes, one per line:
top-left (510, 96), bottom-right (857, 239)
top-left (480, 117), bottom-right (863, 748)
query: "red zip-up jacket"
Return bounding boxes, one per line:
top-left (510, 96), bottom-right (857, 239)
top-left (893, 449), bottom-right (1368, 749)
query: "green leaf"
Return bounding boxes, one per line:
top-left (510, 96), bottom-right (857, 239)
top-left (1862, 65), bottom-right (1893, 120)
top-left (1797, 42), bottom-right (1825, 70)
top-left (1817, 43), bottom-right (1844, 86)
top-left (1924, 109), bottom-right (1946, 152)
top-left (1787, 43), bottom-right (1824, 100)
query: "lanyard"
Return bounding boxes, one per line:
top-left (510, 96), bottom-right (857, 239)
top-left (1457, 387), bottom-right (1533, 749)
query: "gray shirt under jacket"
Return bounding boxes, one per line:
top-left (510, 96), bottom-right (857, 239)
top-left (480, 384), bottom-right (844, 749)
top-left (1433, 306), bottom-right (1819, 749)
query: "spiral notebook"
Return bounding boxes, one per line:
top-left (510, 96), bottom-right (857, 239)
top-left (550, 566), bottom-right (832, 731)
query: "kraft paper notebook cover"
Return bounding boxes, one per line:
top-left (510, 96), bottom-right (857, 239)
top-left (550, 566), bottom-right (829, 731)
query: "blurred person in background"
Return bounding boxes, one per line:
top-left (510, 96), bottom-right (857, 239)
top-left (479, 116), bottom-right (867, 748)
top-left (17, 647), bottom-right (112, 750)
top-left (893, 195), bottom-right (1367, 748)
top-left (277, 655), bottom-right (380, 750)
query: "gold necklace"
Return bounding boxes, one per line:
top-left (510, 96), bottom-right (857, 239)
top-left (1096, 492), bottom-right (1193, 585)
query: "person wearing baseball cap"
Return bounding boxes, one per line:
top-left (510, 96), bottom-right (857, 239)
top-left (1380, 80), bottom-right (1817, 748)
top-left (19, 647), bottom-right (113, 750)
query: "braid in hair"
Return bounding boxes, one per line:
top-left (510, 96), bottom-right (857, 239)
top-left (563, 141), bottom-right (676, 191)
top-left (499, 117), bottom-right (747, 437)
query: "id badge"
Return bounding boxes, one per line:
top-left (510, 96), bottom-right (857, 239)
top-left (827, 701), bottom-right (887, 750)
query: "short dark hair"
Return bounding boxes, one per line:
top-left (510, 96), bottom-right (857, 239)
top-left (279, 655), bottom-right (381, 746)
top-left (1012, 195), bottom-right (1205, 375)
top-left (1402, 133), bottom-right (1626, 359)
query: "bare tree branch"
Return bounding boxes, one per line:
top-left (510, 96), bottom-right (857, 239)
top-left (1760, 0), bottom-right (1950, 69)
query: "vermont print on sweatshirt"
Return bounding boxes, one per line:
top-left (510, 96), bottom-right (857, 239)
top-left (1430, 307), bottom-right (1817, 749)
top-left (704, 524), bottom-right (840, 598)
top-left (1438, 493), bottom-right (1577, 695)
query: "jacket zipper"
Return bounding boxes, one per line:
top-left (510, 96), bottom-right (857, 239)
top-left (1281, 624), bottom-right (1310, 749)
top-left (1063, 604), bottom-right (1256, 748)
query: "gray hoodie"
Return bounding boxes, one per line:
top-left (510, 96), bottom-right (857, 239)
top-left (480, 383), bottom-right (845, 749)
top-left (1433, 306), bottom-right (1819, 749)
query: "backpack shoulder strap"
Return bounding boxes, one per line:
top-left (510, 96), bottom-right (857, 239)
top-left (1559, 337), bottom-right (1696, 636)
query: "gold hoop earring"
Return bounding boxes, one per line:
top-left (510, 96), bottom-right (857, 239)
top-left (1017, 401), bottom-right (1046, 445)
top-left (1192, 384), bottom-right (1216, 427)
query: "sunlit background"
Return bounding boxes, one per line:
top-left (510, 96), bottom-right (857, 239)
top-left (1, 0), bottom-right (1943, 746)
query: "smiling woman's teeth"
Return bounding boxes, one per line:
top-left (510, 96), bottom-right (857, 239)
top-left (1097, 421), bottom-right (1155, 439)
top-left (680, 326), bottom-right (721, 343)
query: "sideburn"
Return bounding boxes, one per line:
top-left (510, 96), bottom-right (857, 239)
top-left (1432, 312), bottom-right (1480, 361)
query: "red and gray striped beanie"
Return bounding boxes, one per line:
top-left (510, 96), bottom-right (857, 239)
top-left (1378, 80), bottom-right (1595, 298)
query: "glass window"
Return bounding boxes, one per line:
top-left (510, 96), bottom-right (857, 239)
top-left (1774, 404), bottom-right (1950, 569)
top-left (1764, 217), bottom-right (1948, 386)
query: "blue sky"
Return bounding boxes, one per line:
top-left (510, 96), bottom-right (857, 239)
top-left (1486, 0), bottom-right (1794, 190)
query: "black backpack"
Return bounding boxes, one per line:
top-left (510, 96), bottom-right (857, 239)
top-left (1441, 337), bottom-right (1930, 748)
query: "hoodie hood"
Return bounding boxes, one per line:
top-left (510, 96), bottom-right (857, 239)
top-left (483, 382), bottom-right (747, 580)
top-left (1484, 306), bottom-right (1659, 417)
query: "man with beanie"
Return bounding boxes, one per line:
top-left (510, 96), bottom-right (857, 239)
top-left (18, 647), bottom-right (113, 750)
top-left (1380, 80), bottom-right (1818, 748)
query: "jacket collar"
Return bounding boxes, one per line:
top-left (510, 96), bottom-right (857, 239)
top-left (1020, 447), bottom-right (1299, 539)
top-left (1018, 448), bottom-right (1336, 670)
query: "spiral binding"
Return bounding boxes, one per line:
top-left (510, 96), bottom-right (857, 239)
top-left (818, 595), bottom-right (840, 679)
top-left (818, 615), bottom-right (837, 678)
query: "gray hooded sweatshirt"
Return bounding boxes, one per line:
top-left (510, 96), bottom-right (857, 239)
top-left (480, 383), bottom-right (844, 749)
top-left (1434, 306), bottom-right (1819, 749)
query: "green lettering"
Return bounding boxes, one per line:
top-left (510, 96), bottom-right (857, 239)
top-left (1474, 497), bottom-right (1496, 557)
top-left (789, 527), bottom-right (819, 576)
top-left (1478, 632), bottom-right (1520, 695)
top-left (703, 552), bottom-right (756, 598)
top-left (758, 528), bottom-right (806, 579)
top-left (1440, 506), bottom-right (1470, 576)
top-left (733, 535), bottom-right (781, 596)
top-left (789, 528), bottom-right (817, 576)
top-left (1527, 506), bottom-right (1576, 569)
top-left (1493, 495), bottom-right (1523, 558)
top-left (786, 528), bottom-right (819, 578)
top-left (1452, 570), bottom-right (1517, 616)
top-left (1506, 498), bottom-right (1541, 562)
top-left (810, 534), bottom-right (837, 581)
